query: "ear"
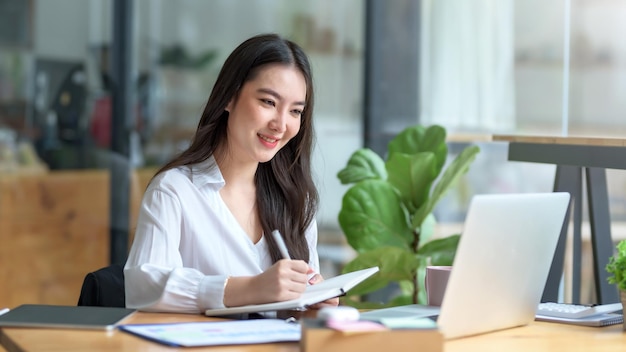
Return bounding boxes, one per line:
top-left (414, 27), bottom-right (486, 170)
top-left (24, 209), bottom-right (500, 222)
top-left (225, 98), bottom-right (234, 112)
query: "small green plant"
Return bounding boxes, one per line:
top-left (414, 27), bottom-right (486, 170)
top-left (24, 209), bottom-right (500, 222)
top-left (606, 239), bottom-right (626, 291)
top-left (337, 124), bottom-right (480, 308)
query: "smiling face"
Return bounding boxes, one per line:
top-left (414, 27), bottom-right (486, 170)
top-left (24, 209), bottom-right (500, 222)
top-left (223, 63), bottom-right (307, 165)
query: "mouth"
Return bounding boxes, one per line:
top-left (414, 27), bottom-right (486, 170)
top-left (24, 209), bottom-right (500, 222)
top-left (258, 133), bottom-right (278, 144)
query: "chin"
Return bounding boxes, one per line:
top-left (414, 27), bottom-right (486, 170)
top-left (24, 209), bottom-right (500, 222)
top-left (253, 148), bottom-right (281, 164)
top-left (257, 154), bottom-right (277, 163)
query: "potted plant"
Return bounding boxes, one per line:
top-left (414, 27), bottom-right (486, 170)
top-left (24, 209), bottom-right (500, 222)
top-left (336, 124), bottom-right (480, 308)
top-left (606, 239), bottom-right (626, 330)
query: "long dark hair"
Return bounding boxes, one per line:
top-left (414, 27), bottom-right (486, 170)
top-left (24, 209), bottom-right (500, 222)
top-left (155, 33), bottom-right (318, 264)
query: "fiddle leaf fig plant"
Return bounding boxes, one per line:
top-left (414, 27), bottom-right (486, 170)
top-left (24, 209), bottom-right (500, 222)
top-left (606, 239), bottom-right (626, 291)
top-left (337, 124), bottom-right (480, 307)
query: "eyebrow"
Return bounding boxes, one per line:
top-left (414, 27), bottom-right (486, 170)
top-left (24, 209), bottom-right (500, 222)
top-left (257, 88), bottom-right (306, 107)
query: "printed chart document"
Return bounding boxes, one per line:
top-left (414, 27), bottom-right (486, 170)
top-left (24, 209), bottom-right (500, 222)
top-left (205, 266), bottom-right (379, 316)
top-left (119, 319), bottom-right (300, 347)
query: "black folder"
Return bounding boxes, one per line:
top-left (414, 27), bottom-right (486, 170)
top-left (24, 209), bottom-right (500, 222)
top-left (0, 304), bottom-right (136, 331)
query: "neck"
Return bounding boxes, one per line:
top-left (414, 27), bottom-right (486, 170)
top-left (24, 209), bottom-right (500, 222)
top-left (214, 148), bottom-right (258, 189)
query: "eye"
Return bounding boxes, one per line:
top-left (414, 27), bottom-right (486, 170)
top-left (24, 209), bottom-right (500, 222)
top-left (291, 109), bottom-right (303, 117)
top-left (260, 99), bottom-right (275, 107)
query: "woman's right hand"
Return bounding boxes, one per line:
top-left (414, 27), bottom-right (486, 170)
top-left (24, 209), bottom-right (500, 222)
top-left (223, 259), bottom-right (310, 307)
top-left (254, 259), bottom-right (310, 302)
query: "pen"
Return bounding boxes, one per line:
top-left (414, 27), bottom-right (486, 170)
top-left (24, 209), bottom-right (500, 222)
top-left (271, 229), bottom-right (291, 259)
top-left (0, 308), bottom-right (9, 316)
top-left (271, 229), bottom-right (317, 284)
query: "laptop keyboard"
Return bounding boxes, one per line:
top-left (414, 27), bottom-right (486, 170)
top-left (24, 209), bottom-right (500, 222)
top-left (359, 305), bottom-right (441, 321)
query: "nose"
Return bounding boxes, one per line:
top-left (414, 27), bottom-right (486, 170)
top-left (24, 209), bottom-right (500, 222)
top-left (269, 109), bottom-right (288, 133)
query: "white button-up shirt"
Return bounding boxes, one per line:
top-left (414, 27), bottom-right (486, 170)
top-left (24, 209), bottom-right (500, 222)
top-left (124, 156), bottom-right (319, 313)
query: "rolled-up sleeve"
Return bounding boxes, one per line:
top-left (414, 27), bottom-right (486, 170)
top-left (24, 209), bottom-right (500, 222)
top-left (124, 187), bottom-right (227, 313)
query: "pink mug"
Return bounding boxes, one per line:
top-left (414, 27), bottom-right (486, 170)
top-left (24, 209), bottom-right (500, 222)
top-left (425, 266), bottom-right (452, 307)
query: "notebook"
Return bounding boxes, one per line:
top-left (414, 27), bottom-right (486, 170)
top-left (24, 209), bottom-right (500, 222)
top-left (360, 192), bottom-right (571, 339)
top-left (535, 312), bottom-right (623, 327)
top-left (204, 266), bottom-right (379, 316)
top-left (0, 304), bottom-right (136, 331)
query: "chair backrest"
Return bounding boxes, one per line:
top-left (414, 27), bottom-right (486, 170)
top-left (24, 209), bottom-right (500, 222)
top-left (77, 264), bottom-right (125, 308)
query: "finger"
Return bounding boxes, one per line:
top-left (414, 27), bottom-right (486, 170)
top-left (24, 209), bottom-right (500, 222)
top-left (278, 259), bottom-right (309, 273)
top-left (274, 260), bottom-right (308, 278)
top-left (293, 260), bottom-right (311, 273)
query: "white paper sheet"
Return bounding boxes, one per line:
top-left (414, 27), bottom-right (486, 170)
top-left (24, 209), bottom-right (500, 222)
top-left (119, 319), bottom-right (300, 347)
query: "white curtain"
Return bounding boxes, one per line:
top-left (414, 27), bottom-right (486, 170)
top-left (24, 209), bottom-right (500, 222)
top-left (420, 0), bottom-right (515, 132)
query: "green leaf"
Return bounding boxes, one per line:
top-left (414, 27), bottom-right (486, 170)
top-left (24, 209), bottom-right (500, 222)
top-left (387, 294), bottom-right (414, 306)
top-left (418, 213), bottom-right (437, 244)
top-left (415, 261), bottom-right (428, 304)
top-left (419, 235), bottom-right (460, 265)
top-left (341, 247), bottom-right (419, 296)
top-left (606, 239), bottom-right (626, 291)
top-left (339, 180), bottom-right (413, 251)
top-left (388, 125), bottom-right (448, 175)
top-left (412, 145), bottom-right (480, 229)
top-left (386, 153), bottom-right (438, 214)
top-left (337, 148), bottom-right (387, 185)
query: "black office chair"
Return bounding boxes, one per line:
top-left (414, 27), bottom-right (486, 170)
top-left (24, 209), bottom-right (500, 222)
top-left (77, 264), bottom-right (126, 308)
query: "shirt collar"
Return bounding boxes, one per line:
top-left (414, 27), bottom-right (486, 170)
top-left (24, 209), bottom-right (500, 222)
top-left (188, 155), bottom-right (225, 188)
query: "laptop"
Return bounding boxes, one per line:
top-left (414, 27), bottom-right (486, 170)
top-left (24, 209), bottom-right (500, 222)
top-left (360, 192), bottom-right (571, 339)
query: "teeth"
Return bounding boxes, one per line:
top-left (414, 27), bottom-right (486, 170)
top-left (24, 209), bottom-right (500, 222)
top-left (259, 134), bottom-right (277, 143)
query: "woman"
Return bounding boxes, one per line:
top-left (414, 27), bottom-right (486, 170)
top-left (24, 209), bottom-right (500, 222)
top-left (124, 33), bottom-right (338, 313)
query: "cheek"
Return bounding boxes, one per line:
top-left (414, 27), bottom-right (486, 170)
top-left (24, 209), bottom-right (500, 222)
top-left (286, 119), bottom-right (302, 140)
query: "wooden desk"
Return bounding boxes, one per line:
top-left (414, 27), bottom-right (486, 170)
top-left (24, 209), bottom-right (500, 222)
top-left (493, 135), bottom-right (625, 304)
top-left (1, 312), bottom-right (624, 351)
top-left (445, 321), bottom-right (625, 352)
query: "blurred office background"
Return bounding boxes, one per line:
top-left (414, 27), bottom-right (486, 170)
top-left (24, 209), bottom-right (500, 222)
top-left (1, 0), bottom-right (625, 307)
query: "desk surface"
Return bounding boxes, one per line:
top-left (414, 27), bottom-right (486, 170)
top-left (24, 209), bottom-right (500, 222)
top-left (493, 134), bottom-right (626, 147)
top-left (1, 311), bottom-right (624, 351)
